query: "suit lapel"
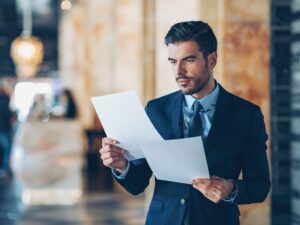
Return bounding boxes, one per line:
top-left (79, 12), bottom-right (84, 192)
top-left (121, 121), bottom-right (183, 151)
top-left (169, 86), bottom-right (231, 146)
top-left (205, 85), bottom-right (232, 152)
top-left (171, 91), bottom-right (184, 139)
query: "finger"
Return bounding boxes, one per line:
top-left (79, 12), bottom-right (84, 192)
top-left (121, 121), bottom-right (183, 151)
top-left (100, 148), bottom-right (124, 160)
top-left (102, 137), bottom-right (118, 147)
top-left (99, 144), bottom-right (125, 155)
top-left (193, 184), bottom-right (206, 193)
top-left (211, 175), bottom-right (222, 180)
top-left (193, 181), bottom-right (224, 203)
top-left (103, 156), bottom-right (121, 167)
top-left (211, 186), bottom-right (223, 196)
top-left (207, 190), bottom-right (222, 203)
top-left (192, 178), bottom-right (210, 186)
top-left (100, 151), bottom-right (123, 161)
top-left (210, 178), bottom-right (226, 189)
top-left (201, 180), bottom-right (212, 190)
top-left (213, 179), bottom-right (234, 196)
top-left (104, 157), bottom-right (127, 170)
top-left (193, 180), bottom-right (211, 193)
top-left (209, 184), bottom-right (223, 194)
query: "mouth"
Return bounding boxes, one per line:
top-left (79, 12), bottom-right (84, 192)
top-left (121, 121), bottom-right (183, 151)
top-left (177, 78), bottom-right (191, 86)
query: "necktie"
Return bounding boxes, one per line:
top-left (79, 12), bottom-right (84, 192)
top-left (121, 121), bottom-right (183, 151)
top-left (183, 101), bottom-right (203, 225)
top-left (187, 101), bottom-right (203, 137)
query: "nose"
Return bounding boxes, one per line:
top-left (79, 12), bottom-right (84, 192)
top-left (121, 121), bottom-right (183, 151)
top-left (175, 61), bottom-right (186, 76)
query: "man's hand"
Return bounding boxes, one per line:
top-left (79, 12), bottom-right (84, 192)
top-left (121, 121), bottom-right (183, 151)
top-left (99, 137), bottom-right (128, 174)
top-left (192, 176), bottom-right (234, 203)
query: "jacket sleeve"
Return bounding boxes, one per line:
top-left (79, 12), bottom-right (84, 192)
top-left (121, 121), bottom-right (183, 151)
top-left (234, 107), bottom-right (271, 204)
top-left (115, 159), bottom-right (152, 195)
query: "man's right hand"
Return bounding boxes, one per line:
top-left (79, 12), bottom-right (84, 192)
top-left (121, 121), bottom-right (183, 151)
top-left (99, 137), bottom-right (128, 174)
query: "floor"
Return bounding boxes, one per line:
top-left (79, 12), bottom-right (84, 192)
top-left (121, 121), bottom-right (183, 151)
top-left (0, 176), bottom-right (145, 225)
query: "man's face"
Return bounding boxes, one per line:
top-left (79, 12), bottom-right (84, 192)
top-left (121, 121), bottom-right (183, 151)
top-left (167, 41), bottom-right (216, 97)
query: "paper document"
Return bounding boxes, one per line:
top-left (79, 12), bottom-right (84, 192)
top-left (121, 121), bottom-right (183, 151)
top-left (141, 136), bottom-right (210, 184)
top-left (91, 91), bottom-right (163, 160)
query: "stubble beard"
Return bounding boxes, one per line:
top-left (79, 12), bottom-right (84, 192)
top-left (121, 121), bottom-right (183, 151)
top-left (180, 76), bottom-right (211, 95)
top-left (179, 62), bottom-right (212, 96)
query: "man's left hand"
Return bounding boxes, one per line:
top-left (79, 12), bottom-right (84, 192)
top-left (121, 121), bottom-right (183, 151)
top-left (192, 176), bottom-right (234, 203)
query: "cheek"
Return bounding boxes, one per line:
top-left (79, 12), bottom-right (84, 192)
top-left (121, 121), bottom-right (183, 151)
top-left (188, 64), bottom-right (205, 76)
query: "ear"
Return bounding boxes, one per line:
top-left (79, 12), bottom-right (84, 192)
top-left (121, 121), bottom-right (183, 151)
top-left (207, 52), bottom-right (217, 70)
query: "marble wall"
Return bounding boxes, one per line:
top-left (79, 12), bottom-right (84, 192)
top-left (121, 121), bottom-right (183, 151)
top-left (220, 1), bottom-right (270, 225)
top-left (60, 0), bottom-right (144, 128)
top-left (222, 0), bottom-right (270, 114)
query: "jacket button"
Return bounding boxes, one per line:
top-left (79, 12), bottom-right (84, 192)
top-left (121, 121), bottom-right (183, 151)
top-left (180, 198), bottom-right (186, 205)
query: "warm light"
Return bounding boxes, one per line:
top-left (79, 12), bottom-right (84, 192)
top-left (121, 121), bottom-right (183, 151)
top-left (61, 0), bottom-right (72, 10)
top-left (10, 36), bottom-right (44, 78)
top-left (15, 41), bottom-right (36, 60)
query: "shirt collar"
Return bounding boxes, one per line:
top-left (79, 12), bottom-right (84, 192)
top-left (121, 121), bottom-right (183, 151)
top-left (184, 83), bottom-right (220, 111)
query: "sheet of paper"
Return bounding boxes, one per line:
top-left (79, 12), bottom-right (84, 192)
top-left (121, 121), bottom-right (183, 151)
top-left (141, 136), bottom-right (210, 184)
top-left (91, 91), bottom-right (163, 160)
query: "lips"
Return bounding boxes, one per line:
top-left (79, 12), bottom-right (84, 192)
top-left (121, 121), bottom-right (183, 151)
top-left (177, 78), bottom-right (191, 86)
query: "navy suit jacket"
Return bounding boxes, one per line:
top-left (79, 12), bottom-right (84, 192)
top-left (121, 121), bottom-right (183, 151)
top-left (115, 85), bottom-right (271, 225)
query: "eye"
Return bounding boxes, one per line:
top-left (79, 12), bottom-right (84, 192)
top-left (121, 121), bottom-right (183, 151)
top-left (169, 60), bottom-right (176, 65)
top-left (185, 58), bottom-right (195, 63)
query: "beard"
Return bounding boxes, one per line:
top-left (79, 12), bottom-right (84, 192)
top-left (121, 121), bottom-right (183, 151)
top-left (179, 76), bottom-right (210, 95)
top-left (177, 62), bottom-right (211, 95)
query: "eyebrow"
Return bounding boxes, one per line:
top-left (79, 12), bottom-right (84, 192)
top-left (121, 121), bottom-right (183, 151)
top-left (168, 55), bottom-right (197, 61)
top-left (182, 55), bottom-right (197, 60)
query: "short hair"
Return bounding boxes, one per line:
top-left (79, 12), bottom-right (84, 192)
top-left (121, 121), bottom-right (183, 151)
top-left (164, 21), bottom-right (217, 58)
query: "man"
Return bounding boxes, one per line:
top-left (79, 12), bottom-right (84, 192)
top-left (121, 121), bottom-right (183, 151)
top-left (99, 21), bottom-right (270, 225)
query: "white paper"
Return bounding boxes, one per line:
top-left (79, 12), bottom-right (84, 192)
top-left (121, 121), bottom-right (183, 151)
top-left (91, 91), bottom-right (163, 160)
top-left (141, 136), bottom-right (210, 184)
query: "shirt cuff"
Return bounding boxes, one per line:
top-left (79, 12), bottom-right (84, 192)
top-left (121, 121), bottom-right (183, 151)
top-left (112, 162), bottom-right (130, 179)
top-left (222, 179), bottom-right (238, 203)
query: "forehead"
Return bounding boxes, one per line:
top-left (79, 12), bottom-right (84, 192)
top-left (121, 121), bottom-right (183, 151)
top-left (167, 41), bottom-right (202, 58)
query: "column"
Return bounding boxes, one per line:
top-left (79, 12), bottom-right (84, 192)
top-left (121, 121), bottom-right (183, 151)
top-left (291, 1), bottom-right (300, 224)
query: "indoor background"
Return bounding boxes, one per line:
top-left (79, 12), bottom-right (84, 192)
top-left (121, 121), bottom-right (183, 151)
top-left (0, 0), bottom-right (299, 225)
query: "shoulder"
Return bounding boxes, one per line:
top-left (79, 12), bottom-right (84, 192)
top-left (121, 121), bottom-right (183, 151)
top-left (219, 85), bottom-right (265, 125)
top-left (144, 91), bottom-right (183, 120)
top-left (221, 86), bottom-right (261, 113)
top-left (146, 91), bottom-right (182, 108)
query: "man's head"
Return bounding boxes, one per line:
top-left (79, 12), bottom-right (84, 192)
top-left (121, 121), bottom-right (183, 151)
top-left (165, 21), bottom-right (217, 59)
top-left (165, 21), bottom-right (218, 98)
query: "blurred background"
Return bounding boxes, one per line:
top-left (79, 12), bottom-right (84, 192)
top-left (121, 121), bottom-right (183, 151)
top-left (0, 0), bottom-right (299, 225)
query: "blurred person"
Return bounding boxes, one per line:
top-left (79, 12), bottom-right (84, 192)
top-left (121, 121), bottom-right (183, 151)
top-left (0, 83), bottom-right (14, 178)
top-left (29, 94), bottom-right (50, 121)
top-left (99, 21), bottom-right (270, 225)
top-left (60, 89), bottom-right (77, 119)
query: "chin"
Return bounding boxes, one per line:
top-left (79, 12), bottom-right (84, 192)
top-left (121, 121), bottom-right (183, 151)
top-left (180, 88), bottom-right (196, 95)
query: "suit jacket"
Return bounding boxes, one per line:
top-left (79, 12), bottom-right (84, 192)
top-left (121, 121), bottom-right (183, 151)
top-left (115, 85), bottom-right (271, 225)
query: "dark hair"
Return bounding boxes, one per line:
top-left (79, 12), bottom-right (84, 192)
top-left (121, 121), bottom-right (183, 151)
top-left (164, 21), bottom-right (217, 58)
top-left (62, 89), bottom-right (77, 119)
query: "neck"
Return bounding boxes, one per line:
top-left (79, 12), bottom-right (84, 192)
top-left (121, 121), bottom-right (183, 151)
top-left (192, 77), bottom-right (215, 99)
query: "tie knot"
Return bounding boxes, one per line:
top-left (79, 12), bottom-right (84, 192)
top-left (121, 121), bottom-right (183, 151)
top-left (192, 101), bottom-right (203, 113)
top-left (186, 100), bottom-right (203, 138)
